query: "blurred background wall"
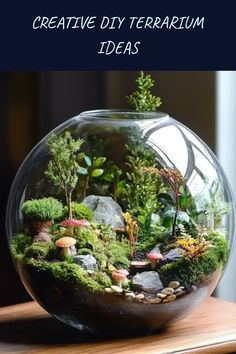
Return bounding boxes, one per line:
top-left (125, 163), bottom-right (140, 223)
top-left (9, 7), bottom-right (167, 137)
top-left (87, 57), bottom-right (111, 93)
top-left (1, 71), bottom-right (233, 306)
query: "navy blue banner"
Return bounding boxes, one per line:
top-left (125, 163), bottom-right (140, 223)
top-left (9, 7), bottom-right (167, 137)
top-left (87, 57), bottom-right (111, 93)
top-left (0, 1), bottom-right (235, 69)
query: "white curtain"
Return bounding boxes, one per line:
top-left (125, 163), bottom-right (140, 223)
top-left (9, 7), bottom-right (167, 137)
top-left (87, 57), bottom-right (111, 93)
top-left (216, 71), bottom-right (236, 302)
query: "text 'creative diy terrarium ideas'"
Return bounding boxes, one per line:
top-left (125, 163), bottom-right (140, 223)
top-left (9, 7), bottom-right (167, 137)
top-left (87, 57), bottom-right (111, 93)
top-left (6, 72), bottom-right (235, 335)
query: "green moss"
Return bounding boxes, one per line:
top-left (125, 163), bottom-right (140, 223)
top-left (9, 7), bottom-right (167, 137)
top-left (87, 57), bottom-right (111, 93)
top-left (106, 241), bottom-right (130, 269)
top-left (25, 259), bottom-right (101, 292)
top-left (207, 230), bottom-right (229, 266)
top-left (91, 271), bottom-right (112, 288)
top-left (11, 234), bottom-right (32, 259)
top-left (24, 242), bottom-right (51, 260)
top-left (75, 228), bottom-right (98, 250)
top-left (22, 197), bottom-right (63, 221)
top-left (160, 231), bottom-right (229, 286)
top-left (76, 248), bottom-right (93, 255)
top-left (63, 202), bottom-right (94, 222)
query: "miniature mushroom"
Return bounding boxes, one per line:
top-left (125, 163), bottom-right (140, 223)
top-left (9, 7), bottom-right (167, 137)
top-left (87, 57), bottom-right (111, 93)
top-left (55, 236), bottom-right (77, 257)
top-left (147, 252), bottom-right (164, 270)
top-left (59, 218), bottom-right (90, 237)
top-left (112, 269), bottom-right (129, 288)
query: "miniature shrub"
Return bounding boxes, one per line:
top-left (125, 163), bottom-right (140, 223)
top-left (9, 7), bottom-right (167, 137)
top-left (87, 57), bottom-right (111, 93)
top-left (137, 225), bottom-right (166, 252)
top-left (98, 224), bottom-right (116, 242)
top-left (22, 197), bottom-right (63, 221)
top-left (75, 227), bottom-right (98, 250)
top-left (11, 234), bottom-right (32, 258)
top-left (24, 242), bottom-right (51, 260)
top-left (63, 202), bottom-right (94, 222)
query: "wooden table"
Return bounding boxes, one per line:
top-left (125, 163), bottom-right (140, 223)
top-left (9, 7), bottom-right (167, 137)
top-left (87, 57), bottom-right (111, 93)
top-left (0, 297), bottom-right (236, 354)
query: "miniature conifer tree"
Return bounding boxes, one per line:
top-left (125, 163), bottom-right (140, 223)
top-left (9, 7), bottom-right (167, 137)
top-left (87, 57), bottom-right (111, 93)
top-left (127, 71), bottom-right (162, 111)
top-left (45, 131), bottom-right (84, 220)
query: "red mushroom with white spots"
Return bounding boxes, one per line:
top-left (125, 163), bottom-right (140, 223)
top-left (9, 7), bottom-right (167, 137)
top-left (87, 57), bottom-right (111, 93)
top-left (147, 252), bottom-right (164, 270)
top-left (112, 269), bottom-right (129, 288)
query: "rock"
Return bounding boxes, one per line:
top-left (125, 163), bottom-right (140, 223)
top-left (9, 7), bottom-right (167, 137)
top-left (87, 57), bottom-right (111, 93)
top-left (164, 248), bottom-right (183, 262)
top-left (161, 287), bottom-right (175, 295)
top-left (167, 294), bottom-right (176, 302)
top-left (149, 297), bottom-right (162, 304)
top-left (174, 287), bottom-right (185, 294)
top-left (82, 195), bottom-right (124, 229)
top-left (135, 293), bottom-right (145, 300)
top-left (132, 271), bottom-right (163, 294)
top-left (111, 285), bottom-right (123, 293)
top-left (73, 255), bottom-right (98, 270)
top-left (125, 292), bottom-right (135, 298)
top-left (175, 290), bottom-right (186, 297)
top-left (33, 232), bottom-right (51, 243)
top-left (150, 243), bottom-right (161, 254)
top-left (157, 293), bottom-right (167, 299)
top-left (192, 285), bottom-right (197, 292)
top-left (163, 294), bottom-right (176, 303)
top-left (105, 287), bottom-right (113, 293)
top-left (168, 281), bottom-right (180, 289)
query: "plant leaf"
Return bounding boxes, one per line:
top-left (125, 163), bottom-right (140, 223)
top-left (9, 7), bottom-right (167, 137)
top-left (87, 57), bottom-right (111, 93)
top-left (103, 173), bottom-right (114, 182)
top-left (91, 169), bottom-right (104, 177)
top-left (158, 193), bottom-right (175, 205)
top-left (94, 157), bottom-right (106, 167)
top-left (77, 167), bottom-right (88, 175)
top-left (84, 155), bottom-right (92, 167)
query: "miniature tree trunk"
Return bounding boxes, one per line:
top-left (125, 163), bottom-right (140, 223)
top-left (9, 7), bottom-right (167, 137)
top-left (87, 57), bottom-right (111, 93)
top-left (172, 189), bottom-right (179, 237)
top-left (68, 191), bottom-right (72, 220)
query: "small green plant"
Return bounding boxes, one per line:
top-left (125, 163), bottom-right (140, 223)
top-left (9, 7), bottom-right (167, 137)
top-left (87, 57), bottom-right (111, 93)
top-left (45, 131), bottom-right (84, 219)
top-left (21, 197), bottom-right (63, 221)
top-left (127, 71), bottom-right (162, 111)
top-left (103, 164), bottom-right (125, 202)
top-left (63, 202), bottom-right (94, 222)
top-left (78, 155), bottom-right (106, 198)
top-left (144, 167), bottom-right (185, 237)
top-left (123, 143), bottom-right (164, 238)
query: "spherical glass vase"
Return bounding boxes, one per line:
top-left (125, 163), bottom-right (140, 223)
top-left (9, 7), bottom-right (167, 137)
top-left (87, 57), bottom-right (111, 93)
top-left (6, 110), bottom-right (235, 335)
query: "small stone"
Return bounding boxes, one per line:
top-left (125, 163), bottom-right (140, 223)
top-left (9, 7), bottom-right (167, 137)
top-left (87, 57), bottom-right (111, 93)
top-left (135, 293), bottom-right (145, 300)
top-left (176, 290), bottom-right (186, 298)
top-left (164, 248), bottom-right (183, 262)
top-left (82, 195), bottom-right (124, 229)
top-left (105, 287), bottom-right (113, 293)
top-left (111, 285), bottom-right (123, 293)
top-left (157, 293), bottom-right (167, 299)
top-left (174, 287), bottom-right (184, 294)
top-left (161, 287), bottom-right (174, 295)
top-left (166, 294), bottom-right (176, 302)
top-left (73, 254), bottom-right (98, 271)
top-left (125, 292), bottom-right (135, 298)
top-left (168, 281), bottom-right (180, 289)
top-left (192, 285), bottom-right (197, 292)
top-left (132, 271), bottom-right (163, 293)
top-left (149, 297), bottom-right (162, 304)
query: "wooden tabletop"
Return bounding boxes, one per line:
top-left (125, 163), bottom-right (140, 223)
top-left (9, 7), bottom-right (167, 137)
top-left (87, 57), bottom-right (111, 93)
top-left (0, 297), bottom-right (236, 354)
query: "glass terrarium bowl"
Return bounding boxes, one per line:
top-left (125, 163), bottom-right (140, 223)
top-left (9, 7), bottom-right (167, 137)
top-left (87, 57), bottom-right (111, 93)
top-left (6, 110), bottom-right (235, 335)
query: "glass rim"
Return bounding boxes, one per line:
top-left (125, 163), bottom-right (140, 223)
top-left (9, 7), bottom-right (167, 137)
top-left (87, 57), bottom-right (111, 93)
top-left (79, 109), bottom-right (169, 120)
